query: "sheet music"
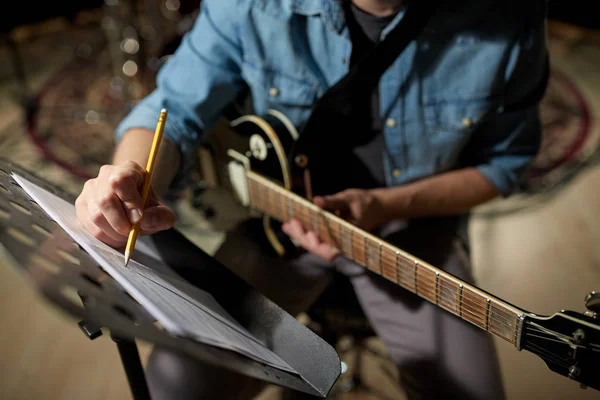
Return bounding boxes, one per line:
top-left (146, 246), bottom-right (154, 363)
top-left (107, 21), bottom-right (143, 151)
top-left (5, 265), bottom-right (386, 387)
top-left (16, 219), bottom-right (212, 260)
top-left (12, 173), bottom-right (296, 373)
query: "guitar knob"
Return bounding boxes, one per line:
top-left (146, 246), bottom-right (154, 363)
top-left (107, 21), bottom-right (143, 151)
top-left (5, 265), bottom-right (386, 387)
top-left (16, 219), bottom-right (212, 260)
top-left (584, 292), bottom-right (600, 316)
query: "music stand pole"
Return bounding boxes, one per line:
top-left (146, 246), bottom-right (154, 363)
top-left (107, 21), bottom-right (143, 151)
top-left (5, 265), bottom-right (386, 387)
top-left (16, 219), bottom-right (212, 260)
top-left (78, 293), bottom-right (151, 400)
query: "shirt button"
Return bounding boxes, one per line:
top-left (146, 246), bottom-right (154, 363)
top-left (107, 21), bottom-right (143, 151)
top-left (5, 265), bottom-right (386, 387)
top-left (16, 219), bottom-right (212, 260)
top-left (462, 118), bottom-right (473, 127)
top-left (386, 118), bottom-right (396, 127)
top-left (269, 87), bottom-right (279, 97)
top-left (392, 169), bottom-right (402, 178)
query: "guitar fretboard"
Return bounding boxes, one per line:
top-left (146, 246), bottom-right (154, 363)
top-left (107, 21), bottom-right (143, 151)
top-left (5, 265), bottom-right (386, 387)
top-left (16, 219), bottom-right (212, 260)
top-left (246, 171), bottom-right (525, 346)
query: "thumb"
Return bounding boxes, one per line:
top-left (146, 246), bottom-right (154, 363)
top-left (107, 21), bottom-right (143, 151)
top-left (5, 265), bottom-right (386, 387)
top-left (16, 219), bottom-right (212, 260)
top-left (315, 193), bottom-right (350, 213)
top-left (145, 186), bottom-right (162, 208)
top-left (140, 204), bottom-right (175, 233)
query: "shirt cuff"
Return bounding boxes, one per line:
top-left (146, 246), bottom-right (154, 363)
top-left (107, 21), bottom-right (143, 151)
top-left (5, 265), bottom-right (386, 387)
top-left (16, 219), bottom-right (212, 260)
top-left (476, 163), bottom-right (517, 198)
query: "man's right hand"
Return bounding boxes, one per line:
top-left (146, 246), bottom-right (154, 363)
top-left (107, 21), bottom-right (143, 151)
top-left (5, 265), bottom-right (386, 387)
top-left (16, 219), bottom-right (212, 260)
top-left (75, 160), bottom-right (176, 249)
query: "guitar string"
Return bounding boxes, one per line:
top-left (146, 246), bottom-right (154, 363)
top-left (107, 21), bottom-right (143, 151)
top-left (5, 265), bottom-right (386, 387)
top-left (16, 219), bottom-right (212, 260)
top-left (247, 216), bottom-right (519, 341)
top-left (525, 327), bottom-right (573, 343)
top-left (526, 321), bottom-right (577, 342)
top-left (525, 326), bottom-right (572, 341)
top-left (523, 344), bottom-right (571, 368)
top-left (524, 322), bottom-right (600, 353)
top-left (249, 187), bottom-right (600, 357)
top-left (525, 332), bottom-right (600, 353)
top-left (525, 341), bottom-right (572, 365)
top-left (249, 172), bottom-right (599, 348)
top-left (249, 186), bottom-right (521, 332)
top-left (249, 189), bottom-right (520, 337)
top-left (525, 333), bottom-right (573, 345)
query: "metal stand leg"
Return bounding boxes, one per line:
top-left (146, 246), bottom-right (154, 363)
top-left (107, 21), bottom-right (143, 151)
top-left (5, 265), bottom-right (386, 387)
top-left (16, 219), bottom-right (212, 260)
top-left (77, 292), bottom-right (151, 400)
top-left (111, 333), bottom-right (152, 400)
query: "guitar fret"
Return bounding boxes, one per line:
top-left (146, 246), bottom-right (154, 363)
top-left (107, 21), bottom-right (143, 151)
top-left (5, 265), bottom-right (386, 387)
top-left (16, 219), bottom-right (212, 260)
top-left (364, 239), bottom-right (382, 273)
top-left (417, 266), bottom-right (436, 303)
top-left (394, 254), bottom-right (416, 292)
top-left (461, 287), bottom-right (488, 329)
top-left (269, 188), bottom-right (279, 220)
top-left (435, 272), bottom-right (440, 305)
top-left (413, 262), bottom-right (418, 293)
top-left (325, 216), bottom-right (340, 248)
top-left (438, 277), bottom-right (459, 314)
top-left (395, 251), bottom-right (401, 286)
top-left (379, 243), bottom-right (383, 274)
top-left (380, 246), bottom-right (396, 281)
top-left (254, 181), bottom-right (266, 212)
top-left (351, 232), bottom-right (366, 265)
top-left (485, 299), bottom-right (491, 330)
top-left (311, 208), bottom-right (319, 237)
top-left (286, 196), bottom-right (294, 219)
top-left (276, 191), bottom-right (285, 221)
top-left (247, 178), bottom-right (257, 208)
top-left (365, 238), bottom-right (373, 271)
top-left (459, 284), bottom-right (464, 317)
top-left (280, 190), bottom-right (288, 221)
top-left (340, 223), bottom-right (353, 259)
top-left (363, 235), bottom-right (368, 267)
top-left (489, 303), bottom-right (519, 344)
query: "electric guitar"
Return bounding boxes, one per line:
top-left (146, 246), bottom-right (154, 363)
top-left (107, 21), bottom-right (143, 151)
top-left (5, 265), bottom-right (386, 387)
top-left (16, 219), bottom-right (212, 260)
top-left (195, 109), bottom-right (600, 392)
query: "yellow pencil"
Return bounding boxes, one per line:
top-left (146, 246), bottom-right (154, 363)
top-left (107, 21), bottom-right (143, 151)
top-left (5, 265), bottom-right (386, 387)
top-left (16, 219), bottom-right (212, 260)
top-left (124, 108), bottom-right (167, 266)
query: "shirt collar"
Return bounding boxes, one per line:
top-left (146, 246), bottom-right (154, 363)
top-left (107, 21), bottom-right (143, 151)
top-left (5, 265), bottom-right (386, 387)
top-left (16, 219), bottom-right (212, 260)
top-left (290, 0), bottom-right (346, 32)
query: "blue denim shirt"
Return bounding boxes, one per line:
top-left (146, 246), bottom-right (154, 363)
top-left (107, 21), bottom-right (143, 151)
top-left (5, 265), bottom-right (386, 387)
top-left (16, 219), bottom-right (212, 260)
top-left (116, 0), bottom-right (548, 196)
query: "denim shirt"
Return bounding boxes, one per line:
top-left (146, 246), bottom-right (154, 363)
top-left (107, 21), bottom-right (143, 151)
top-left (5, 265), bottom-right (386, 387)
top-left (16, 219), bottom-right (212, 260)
top-left (115, 0), bottom-right (548, 197)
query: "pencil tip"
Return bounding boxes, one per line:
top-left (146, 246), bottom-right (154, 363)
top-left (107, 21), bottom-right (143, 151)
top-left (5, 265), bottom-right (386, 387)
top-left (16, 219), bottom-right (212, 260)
top-left (124, 250), bottom-right (130, 267)
top-left (160, 108), bottom-right (167, 114)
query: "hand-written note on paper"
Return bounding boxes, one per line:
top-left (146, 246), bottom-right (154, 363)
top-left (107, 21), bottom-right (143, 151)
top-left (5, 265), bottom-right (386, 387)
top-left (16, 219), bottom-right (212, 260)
top-left (12, 173), bottom-right (295, 373)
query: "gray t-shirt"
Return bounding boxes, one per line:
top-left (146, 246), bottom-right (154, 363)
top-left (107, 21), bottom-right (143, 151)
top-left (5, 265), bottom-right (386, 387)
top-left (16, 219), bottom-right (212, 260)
top-left (344, 4), bottom-right (399, 188)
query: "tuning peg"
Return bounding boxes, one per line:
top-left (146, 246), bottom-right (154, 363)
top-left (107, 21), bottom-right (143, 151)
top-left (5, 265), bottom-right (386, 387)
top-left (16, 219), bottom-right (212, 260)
top-left (584, 292), bottom-right (600, 316)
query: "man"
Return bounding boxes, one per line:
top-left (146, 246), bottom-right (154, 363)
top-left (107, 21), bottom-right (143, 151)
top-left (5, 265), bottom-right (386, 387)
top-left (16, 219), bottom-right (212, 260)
top-left (75, 0), bottom-right (548, 398)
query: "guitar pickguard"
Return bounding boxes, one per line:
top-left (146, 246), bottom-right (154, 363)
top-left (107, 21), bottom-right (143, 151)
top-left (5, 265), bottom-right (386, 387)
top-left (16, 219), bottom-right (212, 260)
top-left (195, 109), bottom-right (302, 257)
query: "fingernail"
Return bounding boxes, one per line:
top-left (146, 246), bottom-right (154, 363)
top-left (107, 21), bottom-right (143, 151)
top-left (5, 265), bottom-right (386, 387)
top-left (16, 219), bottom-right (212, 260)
top-left (129, 208), bottom-right (141, 223)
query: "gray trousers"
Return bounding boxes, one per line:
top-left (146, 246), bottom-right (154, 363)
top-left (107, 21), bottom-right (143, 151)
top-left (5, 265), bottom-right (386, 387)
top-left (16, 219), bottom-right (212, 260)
top-left (145, 217), bottom-right (506, 400)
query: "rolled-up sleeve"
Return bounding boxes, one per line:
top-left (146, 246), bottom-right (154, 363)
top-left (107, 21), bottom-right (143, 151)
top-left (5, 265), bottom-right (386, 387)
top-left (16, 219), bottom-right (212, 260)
top-left (115, 0), bottom-right (245, 191)
top-left (471, 3), bottom-right (548, 197)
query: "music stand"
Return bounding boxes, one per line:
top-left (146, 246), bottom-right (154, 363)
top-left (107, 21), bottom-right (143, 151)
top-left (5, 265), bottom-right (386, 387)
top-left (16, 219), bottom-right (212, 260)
top-left (0, 158), bottom-right (341, 399)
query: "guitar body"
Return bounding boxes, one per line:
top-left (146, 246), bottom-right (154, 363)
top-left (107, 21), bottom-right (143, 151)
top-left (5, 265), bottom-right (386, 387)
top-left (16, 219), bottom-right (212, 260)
top-left (196, 109), bottom-right (304, 257)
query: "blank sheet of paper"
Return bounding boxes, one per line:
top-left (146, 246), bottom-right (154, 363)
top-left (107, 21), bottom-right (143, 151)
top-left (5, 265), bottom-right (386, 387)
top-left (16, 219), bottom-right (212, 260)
top-left (12, 173), bottom-right (296, 373)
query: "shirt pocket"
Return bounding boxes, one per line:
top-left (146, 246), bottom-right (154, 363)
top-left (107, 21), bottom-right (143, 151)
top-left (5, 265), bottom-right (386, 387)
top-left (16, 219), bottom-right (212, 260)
top-left (422, 98), bottom-right (496, 171)
top-left (241, 61), bottom-right (319, 127)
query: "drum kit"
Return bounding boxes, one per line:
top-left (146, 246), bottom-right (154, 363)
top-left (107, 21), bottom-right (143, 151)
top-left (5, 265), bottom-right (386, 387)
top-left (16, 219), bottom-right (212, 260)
top-left (25, 0), bottom-right (201, 180)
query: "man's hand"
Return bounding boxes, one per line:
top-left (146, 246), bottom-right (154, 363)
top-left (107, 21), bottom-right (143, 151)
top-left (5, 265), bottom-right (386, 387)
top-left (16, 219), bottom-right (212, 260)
top-left (75, 161), bottom-right (176, 249)
top-left (281, 188), bottom-right (387, 262)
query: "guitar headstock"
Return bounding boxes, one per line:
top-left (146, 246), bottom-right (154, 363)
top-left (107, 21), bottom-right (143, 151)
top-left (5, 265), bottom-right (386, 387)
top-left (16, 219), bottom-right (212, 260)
top-left (520, 292), bottom-right (600, 391)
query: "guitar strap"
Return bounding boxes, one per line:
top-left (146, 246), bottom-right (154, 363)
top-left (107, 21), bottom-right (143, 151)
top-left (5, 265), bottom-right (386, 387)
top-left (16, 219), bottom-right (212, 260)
top-left (289, 0), bottom-right (440, 176)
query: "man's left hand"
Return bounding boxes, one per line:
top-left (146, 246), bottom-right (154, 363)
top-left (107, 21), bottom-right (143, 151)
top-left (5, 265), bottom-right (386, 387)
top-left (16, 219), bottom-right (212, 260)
top-left (281, 188), bottom-right (387, 262)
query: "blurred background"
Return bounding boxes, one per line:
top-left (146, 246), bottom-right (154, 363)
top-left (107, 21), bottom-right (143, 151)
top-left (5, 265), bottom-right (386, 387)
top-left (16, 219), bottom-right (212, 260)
top-left (0, 1), bottom-right (599, 399)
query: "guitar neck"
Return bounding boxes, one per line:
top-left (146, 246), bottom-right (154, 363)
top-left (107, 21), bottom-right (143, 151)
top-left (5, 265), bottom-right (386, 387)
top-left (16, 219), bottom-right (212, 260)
top-left (246, 171), bottom-right (526, 347)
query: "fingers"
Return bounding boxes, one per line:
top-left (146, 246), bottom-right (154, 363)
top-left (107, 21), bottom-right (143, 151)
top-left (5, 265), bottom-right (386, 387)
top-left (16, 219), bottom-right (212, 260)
top-left (75, 161), bottom-right (175, 250)
top-left (314, 193), bottom-right (351, 218)
top-left (282, 219), bottom-right (339, 262)
top-left (105, 162), bottom-right (146, 223)
top-left (140, 205), bottom-right (176, 233)
top-left (76, 196), bottom-right (127, 249)
top-left (87, 197), bottom-right (128, 242)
